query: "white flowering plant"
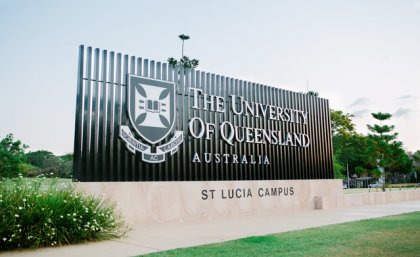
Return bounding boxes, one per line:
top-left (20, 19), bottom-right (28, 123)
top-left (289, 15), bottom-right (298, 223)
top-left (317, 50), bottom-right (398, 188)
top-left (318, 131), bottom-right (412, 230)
top-left (0, 176), bottom-right (128, 250)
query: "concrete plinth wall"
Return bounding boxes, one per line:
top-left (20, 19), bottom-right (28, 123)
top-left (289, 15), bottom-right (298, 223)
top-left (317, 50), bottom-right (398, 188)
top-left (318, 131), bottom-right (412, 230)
top-left (336, 190), bottom-right (420, 208)
top-left (76, 180), bottom-right (420, 225)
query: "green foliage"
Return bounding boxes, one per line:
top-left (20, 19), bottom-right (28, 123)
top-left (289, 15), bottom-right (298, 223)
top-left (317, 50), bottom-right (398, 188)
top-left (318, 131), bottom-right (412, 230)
top-left (333, 132), bottom-right (376, 176)
top-left (57, 154), bottom-right (73, 178)
top-left (330, 110), bottom-right (355, 137)
top-left (413, 151), bottom-right (420, 162)
top-left (168, 34), bottom-right (199, 70)
top-left (178, 34), bottom-right (190, 40)
top-left (371, 168), bottom-right (381, 178)
top-left (331, 110), bottom-right (360, 178)
top-left (367, 124), bottom-right (394, 135)
top-left (0, 134), bottom-right (72, 179)
top-left (331, 110), bottom-right (413, 182)
top-left (386, 142), bottom-right (412, 175)
top-left (372, 112), bottom-right (392, 121)
top-left (0, 177), bottom-right (127, 250)
top-left (306, 91), bottom-right (319, 97)
top-left (0, 134), bottom-right (28, 178)
top-left (26, 150), bottom-right (54, 168)
top-left (60, 153), bottom-right (73, 162)
top-left (354, 166), bottom-right (367, 176)
top-left (366, 112), bottom-right (412, 180)
top-left (18, 163), bottom-right (40, 177)
top-left (25, 151), bottom-right (73, 178)
top-left (168, 56), bottom-right (199, 69)
top-left (368, 112), bottom-right (398, 143)
top-left (333, 154), bottom-right (345, 179)
top-left (367, 124), bottom-right (398, 142)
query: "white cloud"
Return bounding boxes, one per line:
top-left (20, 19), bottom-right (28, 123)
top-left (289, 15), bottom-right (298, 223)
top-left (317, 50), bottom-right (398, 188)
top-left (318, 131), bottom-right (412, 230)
top-left (352, 109), bottom-right (370, 118)
top-left (394, 108), bottom-right (412, 118)
top-left (349, 97), bottom-right (370, 108)
top-left (398, 95), bottom-right (412, 100)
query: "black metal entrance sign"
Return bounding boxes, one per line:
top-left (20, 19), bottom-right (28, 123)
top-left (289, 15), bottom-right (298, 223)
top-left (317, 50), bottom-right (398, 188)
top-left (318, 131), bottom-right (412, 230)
top-left (73, 45), bottom-right (334, 181)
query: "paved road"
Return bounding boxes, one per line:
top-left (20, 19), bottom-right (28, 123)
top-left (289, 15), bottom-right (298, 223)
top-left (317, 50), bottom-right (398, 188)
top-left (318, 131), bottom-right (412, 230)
top-left (3, 200), bottom-right (420, 257)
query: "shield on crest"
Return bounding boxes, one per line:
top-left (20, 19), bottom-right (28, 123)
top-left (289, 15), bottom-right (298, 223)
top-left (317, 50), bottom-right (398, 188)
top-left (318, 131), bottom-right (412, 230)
top-left (127, 75), bottom-right (176, 145)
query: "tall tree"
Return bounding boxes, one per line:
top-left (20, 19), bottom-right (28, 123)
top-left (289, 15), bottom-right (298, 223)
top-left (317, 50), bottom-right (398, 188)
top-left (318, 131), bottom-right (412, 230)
top-left (178, 34), bottom-right (190, 58)
top-left (168, 34), bottom-right (199, 70)
top-left (330, 110), bottom-right (356, 182)
top-left (26, 150), bottom-right (55, 168)
top-left (26, 150), bottom-right (73, 178)
top-left (367, 112), bottom-right (411, 185)
top-left (0, 134), bottom-right (27, 178)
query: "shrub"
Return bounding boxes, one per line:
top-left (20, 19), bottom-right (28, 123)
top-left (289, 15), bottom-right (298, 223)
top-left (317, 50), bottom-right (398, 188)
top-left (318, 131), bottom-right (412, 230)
top-left (0, 176), bottom-right (128, 250)
top-left (20, 163), bottom-right (41, 177)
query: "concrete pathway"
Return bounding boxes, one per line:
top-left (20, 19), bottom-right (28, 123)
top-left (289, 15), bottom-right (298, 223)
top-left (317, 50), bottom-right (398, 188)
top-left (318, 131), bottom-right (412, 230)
top-left (3, 200), bottom-right (420, 257)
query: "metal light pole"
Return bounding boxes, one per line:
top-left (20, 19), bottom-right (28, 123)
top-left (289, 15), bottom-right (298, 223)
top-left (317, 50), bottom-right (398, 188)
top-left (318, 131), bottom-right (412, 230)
top-left (345, 142), bottom-right (351, 189)
top-left (346, 162), bottom-right (350, 189)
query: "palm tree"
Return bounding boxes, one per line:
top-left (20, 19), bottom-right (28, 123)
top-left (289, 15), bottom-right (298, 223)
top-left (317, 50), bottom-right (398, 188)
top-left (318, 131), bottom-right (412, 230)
top-left (168, 34), bottom-right (199, 69)
top-left (178, 34), bottom-right (190, 58)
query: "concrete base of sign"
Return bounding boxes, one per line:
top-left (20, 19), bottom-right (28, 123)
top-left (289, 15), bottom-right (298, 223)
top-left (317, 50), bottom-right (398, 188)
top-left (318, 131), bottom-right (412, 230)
top-left (76, 180), bottom-right (420, 225)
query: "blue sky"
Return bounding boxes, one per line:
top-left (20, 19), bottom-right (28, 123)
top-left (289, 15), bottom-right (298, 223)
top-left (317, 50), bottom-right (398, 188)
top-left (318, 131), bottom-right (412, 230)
top-left (0, 0), bottom-right (419, 154)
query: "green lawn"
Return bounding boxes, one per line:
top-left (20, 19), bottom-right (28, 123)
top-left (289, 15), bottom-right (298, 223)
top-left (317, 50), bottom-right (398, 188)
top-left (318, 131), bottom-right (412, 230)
top-left (144, 211), bottom-right (420, 257)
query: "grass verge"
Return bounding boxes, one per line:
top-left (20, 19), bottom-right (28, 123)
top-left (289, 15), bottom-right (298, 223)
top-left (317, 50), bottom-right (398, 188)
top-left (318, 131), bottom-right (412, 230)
top-left (144, 211), bottom-right (420, 257)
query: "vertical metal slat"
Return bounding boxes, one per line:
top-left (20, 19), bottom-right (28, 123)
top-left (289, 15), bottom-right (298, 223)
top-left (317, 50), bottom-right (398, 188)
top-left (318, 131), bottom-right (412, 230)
top-left (73, 45), bottom-right (84, 181)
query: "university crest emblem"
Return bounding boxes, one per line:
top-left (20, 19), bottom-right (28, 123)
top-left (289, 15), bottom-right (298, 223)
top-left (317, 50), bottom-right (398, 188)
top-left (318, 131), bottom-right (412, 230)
top-left (120, 75), bottom-right (183, 163)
